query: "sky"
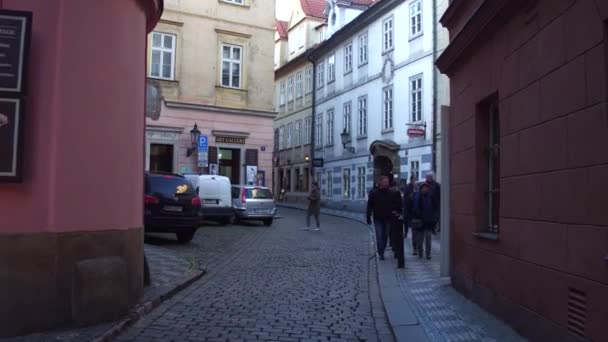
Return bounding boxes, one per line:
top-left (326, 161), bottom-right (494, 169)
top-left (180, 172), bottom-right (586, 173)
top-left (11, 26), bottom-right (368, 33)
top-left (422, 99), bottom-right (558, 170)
top-left (275, 0), bottom-right (292, 21)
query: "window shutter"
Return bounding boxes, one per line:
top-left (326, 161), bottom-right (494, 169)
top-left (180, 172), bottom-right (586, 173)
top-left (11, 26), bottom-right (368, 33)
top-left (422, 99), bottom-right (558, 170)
top-left (245, 149), bottom-right (258, 166)
top-left (209, 146), bottom-right (218, 164)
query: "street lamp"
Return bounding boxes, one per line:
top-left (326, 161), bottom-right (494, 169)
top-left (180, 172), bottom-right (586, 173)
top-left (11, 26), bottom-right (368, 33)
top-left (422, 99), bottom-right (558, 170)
top-left (187, 123), bottom-right (201, 157)
top-left (340, 128), bottom-right (355, 153)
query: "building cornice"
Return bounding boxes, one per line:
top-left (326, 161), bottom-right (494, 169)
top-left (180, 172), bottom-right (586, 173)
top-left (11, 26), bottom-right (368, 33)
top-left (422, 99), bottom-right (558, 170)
top-left (164, 99), bottom-right (277, 119)
top-left (162, 8), bottom-right (275, 32)
top-left (436, 0), bottom-right (525, 76)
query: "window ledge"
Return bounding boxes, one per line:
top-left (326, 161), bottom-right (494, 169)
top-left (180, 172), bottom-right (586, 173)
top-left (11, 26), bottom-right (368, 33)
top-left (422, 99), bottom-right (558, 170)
top-left (326, 143), bottom-right (334, 148)
top-left (344, 70), bottom-right (353, 76)
top-left (382, 47), bottom-right (394, 56)
top-left (358, 61), bottom-right (368, 68)
top-left (216, 85), bottom-right (247, 93)
top-left (409, 32), bottom-right (423, 42)
top-left (381, 129), bottom-right (394, 134)
top-left (473, 232), bottom-right (499, 241)
top-left (327, 79), bottom-right (335, 85)
top-left (148, 76), bottom-right (179, 83)
top-left (218, 0), bottom-right (250, 8)
top-left (357, 135), bottom-right (368, 140)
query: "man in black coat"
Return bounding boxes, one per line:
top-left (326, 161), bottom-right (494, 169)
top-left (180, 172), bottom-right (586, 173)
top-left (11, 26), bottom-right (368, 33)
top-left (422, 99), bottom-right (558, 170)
top-left (367, 175), bottom-right (403, 267)
top-left (425, 171), bottom-right (441, 232)
top-left (402, 174), bottom-right (417, 254)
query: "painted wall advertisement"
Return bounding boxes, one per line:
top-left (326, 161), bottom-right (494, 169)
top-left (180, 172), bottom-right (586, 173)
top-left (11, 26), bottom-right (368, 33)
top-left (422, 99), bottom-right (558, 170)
top-left (0, 10), bottom-right (32, 182)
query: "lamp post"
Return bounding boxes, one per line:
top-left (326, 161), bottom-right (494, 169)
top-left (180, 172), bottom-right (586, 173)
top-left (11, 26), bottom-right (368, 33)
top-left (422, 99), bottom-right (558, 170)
top-left (340, 128), bottom-right (355, 153)
top-left (187, 123), bottom-right (201, 157)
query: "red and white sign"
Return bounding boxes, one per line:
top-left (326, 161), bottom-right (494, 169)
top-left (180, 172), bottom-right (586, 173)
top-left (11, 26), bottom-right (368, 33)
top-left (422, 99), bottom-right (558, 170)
top-left (407, 127), bottom-right (425, 138)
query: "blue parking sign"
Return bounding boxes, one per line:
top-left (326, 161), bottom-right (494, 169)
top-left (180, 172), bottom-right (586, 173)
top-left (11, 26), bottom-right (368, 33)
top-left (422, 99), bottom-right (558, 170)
top-left (198, 135), bottom-right (208, 152)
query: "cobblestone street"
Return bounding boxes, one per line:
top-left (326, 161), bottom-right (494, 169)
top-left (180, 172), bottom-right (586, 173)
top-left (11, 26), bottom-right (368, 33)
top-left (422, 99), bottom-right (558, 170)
top-left (116, 209), bottom-right (391, 341)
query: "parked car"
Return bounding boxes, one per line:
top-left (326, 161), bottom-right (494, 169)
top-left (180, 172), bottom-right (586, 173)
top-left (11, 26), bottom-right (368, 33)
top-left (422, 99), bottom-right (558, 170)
top-left (231, 185), bottom-right (277, 226)
top-left (144, 172), bottom-right (201, 243)
top-left (184, 174), bottom-right (233, 225)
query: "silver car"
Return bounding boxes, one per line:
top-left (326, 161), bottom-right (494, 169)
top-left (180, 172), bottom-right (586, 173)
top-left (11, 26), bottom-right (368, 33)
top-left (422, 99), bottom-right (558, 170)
top-left (231, 185), bottom-right (277, 226)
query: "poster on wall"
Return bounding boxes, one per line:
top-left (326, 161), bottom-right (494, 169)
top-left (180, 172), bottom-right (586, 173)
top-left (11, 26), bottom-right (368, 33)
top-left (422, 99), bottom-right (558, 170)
top-left (209, 163), bottom-right (218, 175)
top-left (246, 165), bottom-right (257, 184)
top-left (0, 98), bottom-right (22, 181)
top-left (0, 10), bottom-right (31, 93)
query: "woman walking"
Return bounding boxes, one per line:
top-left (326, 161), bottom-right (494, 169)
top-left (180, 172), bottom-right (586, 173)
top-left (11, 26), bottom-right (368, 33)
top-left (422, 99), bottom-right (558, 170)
top-left (306, 181), bottom-right (321, 230)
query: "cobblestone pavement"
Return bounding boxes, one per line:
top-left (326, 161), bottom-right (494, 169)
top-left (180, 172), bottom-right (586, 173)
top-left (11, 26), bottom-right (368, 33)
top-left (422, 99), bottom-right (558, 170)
top-left (115, 209), bottom-right (392, 342)
top-left (278, 203), bottom-right (526, 342)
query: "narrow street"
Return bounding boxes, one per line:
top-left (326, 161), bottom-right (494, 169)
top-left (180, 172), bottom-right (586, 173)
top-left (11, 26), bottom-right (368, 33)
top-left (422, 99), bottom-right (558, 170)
top-left (116, 209), bottom-right (391, 341)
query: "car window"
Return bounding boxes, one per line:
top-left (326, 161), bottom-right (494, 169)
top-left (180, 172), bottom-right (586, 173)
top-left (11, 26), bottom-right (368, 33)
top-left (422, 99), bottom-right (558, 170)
top-left (246, 188), bottom-right (272, 199)
top-left (231, 187), bottom-right (240, 199)
top-left (147, 176), bottom-right (196, 196)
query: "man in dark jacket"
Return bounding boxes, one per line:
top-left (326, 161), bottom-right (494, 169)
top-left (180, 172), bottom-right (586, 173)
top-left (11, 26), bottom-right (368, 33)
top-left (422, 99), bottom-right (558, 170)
top-left (367, 175), bottom-right (402, 263)
top-left (402, 174), bottom-right (417, 254)
top-left (413, 182), bottom-right (439, 260)
top-left (425, 171), bottom-right (441, 231)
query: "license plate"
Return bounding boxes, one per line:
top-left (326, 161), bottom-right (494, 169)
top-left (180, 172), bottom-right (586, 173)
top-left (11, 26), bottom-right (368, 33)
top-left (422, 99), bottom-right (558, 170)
top-left (203, 199), bottom-right (217, 204)
top-left (164, 205), bottom-right (183, 212)
top-left (254, 209), bottom-right (268, 213)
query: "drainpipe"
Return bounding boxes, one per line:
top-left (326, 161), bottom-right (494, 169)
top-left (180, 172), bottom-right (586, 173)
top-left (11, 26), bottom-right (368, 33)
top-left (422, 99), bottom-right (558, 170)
top-left (431, 0), bottom-right (438, 174)
top-left (307, 53), bottom-right (317, 179)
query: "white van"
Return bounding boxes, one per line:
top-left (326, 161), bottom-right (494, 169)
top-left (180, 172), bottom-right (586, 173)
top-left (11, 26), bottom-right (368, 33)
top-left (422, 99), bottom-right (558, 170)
top-left (184, 174), bottom-right (233, 225)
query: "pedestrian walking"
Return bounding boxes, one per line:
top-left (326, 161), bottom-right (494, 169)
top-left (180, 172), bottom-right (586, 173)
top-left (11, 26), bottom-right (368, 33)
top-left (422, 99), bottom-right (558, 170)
top-left (412, 182), bottom-right (439, 260)
top-left (366, 175), bottom-right (402, 263)
top-left (402, 174), bottom-right (417, 255)
top-left (306, 181), bottom-right (321, 230)
top-left (425, 171), bottom-right (441, 232)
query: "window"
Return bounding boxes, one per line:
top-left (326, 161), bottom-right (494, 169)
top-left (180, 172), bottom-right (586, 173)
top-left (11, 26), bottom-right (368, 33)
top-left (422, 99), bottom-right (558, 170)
top-left (344, 43), bottom-right (353, 74)
top-left (304, 116), bottom-right (312, 144)
top-left (343, 169), bottom-right (351, 199)
top-left (221, 44), bottom-right (242, 88)
top-left (295, 120), bottom-right (302, 146)
top-left (222, 0), bottom-right (244, 4)
top-left (343, 102), bottom-right (352, 134)
top-left (296, 72), bottom-right (303, 98)
top-left (410, 160), bottom-right (420, 181)
top-left (327, 171), bottom-right (333, 197)
top-left (411, 75), bottom-right (422, 122)
top-left (357, 167), bottom-right (366, 199)
top-left (287, 76), bottom-right (294, 102)
top-left (358, 32), bottom-right (368, 65)
top-left (316, 113), bottom-right (323, 147)
top-left (357, 96), bottom-right (368, 136)
top-left (326, 109), bottom-right (334, 146)
top-left (383, 16), bottom-right (394, 51)
top-left (327, 55), bottom-right (336, 83)
top-left (410, 0), bottom-right (422, 37)
top-left (305, 67), bottom-right (313, 94)
top-left (150, 32), bottom-right (176, 80)
top-left (485, 100), bottom-right (500, 234)
top-left (279, 125), bottom-right (285, 150)
top-left (383, 87), bottom-right (394, 130)
top-left (286, 122), bottom-right (293, 148)
top-left (279, 81), bottom-right (286, 106)
top-left (317, 62), bottom-right (325, 89)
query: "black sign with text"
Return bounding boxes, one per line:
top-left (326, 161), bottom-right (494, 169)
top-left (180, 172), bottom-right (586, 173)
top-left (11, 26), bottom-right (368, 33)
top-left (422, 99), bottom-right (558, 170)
top-left (0, 11), bottom-right (30, 92)
top-left (0, 98), bottom-right (21, 179)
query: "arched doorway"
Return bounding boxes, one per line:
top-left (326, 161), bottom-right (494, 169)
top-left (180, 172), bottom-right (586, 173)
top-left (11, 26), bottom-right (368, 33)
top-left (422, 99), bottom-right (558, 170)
top-left (369, 140), bottom-right (401, 185)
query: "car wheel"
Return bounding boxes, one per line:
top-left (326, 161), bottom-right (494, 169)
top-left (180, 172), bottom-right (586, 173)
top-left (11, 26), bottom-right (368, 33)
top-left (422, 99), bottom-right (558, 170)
top-left (263, 218), bottom-right (273, 226)
top-left (176, 229), bottom-right (196, 243)
top-left (219, 216), bottom-right (233, 226)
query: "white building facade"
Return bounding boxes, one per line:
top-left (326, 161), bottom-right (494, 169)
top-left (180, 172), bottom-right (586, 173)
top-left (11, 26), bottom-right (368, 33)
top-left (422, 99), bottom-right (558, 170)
top-left (310, 0), bottom-right (447, 203)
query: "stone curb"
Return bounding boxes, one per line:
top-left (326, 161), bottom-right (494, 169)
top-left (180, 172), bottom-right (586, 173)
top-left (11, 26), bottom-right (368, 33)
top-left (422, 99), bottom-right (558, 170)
top-left (92, 268), bottom-right (206, 342)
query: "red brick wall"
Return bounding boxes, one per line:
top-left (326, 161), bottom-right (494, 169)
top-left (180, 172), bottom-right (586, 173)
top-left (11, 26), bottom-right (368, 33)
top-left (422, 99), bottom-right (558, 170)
top-left (447, 0), bottom-right (608, 340)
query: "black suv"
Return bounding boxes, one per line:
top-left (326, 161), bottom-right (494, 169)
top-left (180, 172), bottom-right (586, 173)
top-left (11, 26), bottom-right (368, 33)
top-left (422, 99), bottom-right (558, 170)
top-left (144, 172), bottom-right (201, 243)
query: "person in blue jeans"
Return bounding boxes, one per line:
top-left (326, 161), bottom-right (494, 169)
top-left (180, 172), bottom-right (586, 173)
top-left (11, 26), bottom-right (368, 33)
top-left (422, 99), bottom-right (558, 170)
top-left (366, 175), bottom-right (402, 260)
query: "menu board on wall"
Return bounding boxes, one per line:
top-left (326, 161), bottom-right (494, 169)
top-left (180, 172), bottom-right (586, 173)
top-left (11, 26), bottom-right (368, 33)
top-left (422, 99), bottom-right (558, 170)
top-left (0, 9), bottom-right (32, 182)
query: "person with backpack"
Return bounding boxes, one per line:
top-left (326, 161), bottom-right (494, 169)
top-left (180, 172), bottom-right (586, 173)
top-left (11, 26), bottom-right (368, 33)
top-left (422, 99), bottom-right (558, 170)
top-left (412, 182), bottom-right (439, 260)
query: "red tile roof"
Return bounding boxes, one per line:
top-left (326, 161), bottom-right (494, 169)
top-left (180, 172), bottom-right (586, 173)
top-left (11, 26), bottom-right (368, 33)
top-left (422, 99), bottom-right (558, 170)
top-left (300, 0), bottom-right (328, 19)
top-left (275, 20), bottom-right (289, 39)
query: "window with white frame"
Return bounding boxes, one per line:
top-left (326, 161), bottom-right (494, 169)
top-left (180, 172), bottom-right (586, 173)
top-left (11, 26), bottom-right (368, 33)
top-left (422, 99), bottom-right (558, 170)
top-left (279, 81), bottom-right (286, 106)
top-left (327, 171), bottom-right (333, 197)
top-left (316, 113), bottom-right (323, 147)
top-left (222, 0), bottom-right (244, 4)
top-left (287, 76), bottom-right (294, 102)
top-left (326, 109), bottom-right (334, 145)
top-left (327, 55), bottom-right (336, 82)
top-left (357, 96), bottom-right (367, 136)
top-left (221, 44), bottom-right (242, 88)
top-left (410, 160), bottom-right (420, 181)
top-left (279, 125), bottom-right (285, 150)
top-left (383, 87), bottom-right (394, 130)
top-left (383, 16), bottom-right (394, 52)
top-left (317, 62), bottom-right (325, 89)
top-left (304, 116), bottom-right (312, 144)
top-left (344, 43), bottom-right (353, 74)
top-left (410, 0), bottom-right (422, 37)
top-left (411, 75), bottom-right (422, 122)
top-left (357, 166), bottom-right (366, 198)
top-left (343, 169), bottom-right (351, 199)
top-left (343, 102), bottom-right (352, 134)
top-left (305, 67), bottom-right (313, 94)
top-left (150, 32), bottom-right (176, 80)
top-left (295, 120), bottom-right (302, 146)
top-left (286, 122), bottom-right (293, 148)
top-left (296, 72), bottom-right (303, 98)
top-left (358, 32), bottom-right (368, 65)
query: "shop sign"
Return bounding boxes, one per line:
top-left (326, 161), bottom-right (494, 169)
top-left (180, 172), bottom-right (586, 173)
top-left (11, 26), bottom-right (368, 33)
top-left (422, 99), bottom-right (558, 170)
top-left (198, 135), bottom-right (208, 167)
top-left (312, 158), bottom-right (324, 168)
top-left (407, 127), bottom-right (426, 138)
top-left (216, 136), bottom-right (246, 144)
